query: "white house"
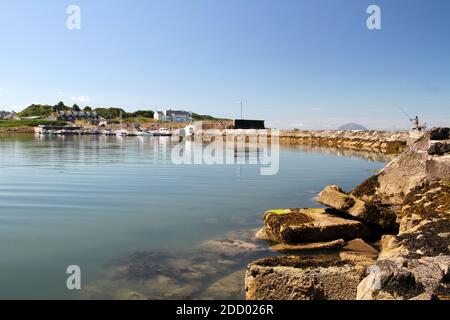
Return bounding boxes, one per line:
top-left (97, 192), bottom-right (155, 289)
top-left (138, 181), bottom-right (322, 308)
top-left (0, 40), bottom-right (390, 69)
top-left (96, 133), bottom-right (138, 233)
top-left (154, 111), bottom-right (166, 121)
top-left (154, 110), bottom-right (193, 122)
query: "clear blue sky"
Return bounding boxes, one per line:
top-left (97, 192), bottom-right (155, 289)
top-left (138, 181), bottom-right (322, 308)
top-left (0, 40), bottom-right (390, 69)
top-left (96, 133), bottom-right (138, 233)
top-left (0, 0), bottom-right (449, 129)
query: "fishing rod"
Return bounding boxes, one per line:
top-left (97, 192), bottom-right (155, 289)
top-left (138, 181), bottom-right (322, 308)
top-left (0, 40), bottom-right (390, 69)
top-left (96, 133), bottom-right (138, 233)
top-left (396, 106), bottom-right (427, 131)
top-left (396, 106), bottom-right (413, 121)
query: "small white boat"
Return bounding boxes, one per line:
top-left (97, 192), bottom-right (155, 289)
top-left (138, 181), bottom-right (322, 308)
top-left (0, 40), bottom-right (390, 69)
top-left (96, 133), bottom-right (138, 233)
top-left (136, 131), bottom-right (153, 136)
top-left (115, 129), bottom-right (128, 136)
top-left (115, 111), bottom-right (128, 136)
top-left (58, 129), bottom-right (80, 135)
top-left (154, 128), bottom-right (172, 136)
top-left (102, 129), bottom-right (114, 136)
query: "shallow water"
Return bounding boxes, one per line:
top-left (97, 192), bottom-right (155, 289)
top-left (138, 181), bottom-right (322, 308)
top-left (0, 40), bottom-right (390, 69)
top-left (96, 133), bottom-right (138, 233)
top-left (0, 134), bottom-right (389, 299)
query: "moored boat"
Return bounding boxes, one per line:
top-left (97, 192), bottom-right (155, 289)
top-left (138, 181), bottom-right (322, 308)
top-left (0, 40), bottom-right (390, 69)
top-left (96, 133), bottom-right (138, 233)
top-left (115, 111), bottom-right (128, 136)
top-left (115, 129), bottom-right (129, 136)
top-left (136, 131), bottom-right (153, 136)
top-left (102, 129), bottom-right (114, 136)
top-left (153, 128), bottom-right (172, 136)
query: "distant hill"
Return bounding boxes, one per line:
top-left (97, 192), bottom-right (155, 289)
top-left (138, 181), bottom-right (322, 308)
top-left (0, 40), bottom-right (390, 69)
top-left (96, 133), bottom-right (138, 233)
top-left (17, 103), bottom-right (224, 122)
top-left (18, 104), bottom-right (58, 117)
top-left (17, 104), bottom-right (155, 120)
top-left (18, 102), bottom-right (75, 118)
top-left (337, 123), bottom-right (367, 131)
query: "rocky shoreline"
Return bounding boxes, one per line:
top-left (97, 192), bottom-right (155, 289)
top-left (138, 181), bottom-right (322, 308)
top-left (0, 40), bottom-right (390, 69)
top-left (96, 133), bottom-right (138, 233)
top-left (278, 130), bottom-right (409, 154)
top-left (246, 128), bottom-right (449, 300)
top-left (199, 129), bottom-right (409, 154)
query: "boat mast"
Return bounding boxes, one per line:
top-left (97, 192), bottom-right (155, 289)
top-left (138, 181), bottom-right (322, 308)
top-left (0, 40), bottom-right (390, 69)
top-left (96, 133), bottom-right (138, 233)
top-left (240, 101), bottom-right (243, 119)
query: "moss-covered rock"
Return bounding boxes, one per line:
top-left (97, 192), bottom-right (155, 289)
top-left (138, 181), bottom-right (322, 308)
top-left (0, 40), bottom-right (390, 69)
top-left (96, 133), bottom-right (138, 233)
top-left (260, 208), bottom-right (372, 244)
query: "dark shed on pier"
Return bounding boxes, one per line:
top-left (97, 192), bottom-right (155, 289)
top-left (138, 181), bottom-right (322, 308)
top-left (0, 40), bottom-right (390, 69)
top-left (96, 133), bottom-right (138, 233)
top-left (234, 119), bottom-right (265, 129)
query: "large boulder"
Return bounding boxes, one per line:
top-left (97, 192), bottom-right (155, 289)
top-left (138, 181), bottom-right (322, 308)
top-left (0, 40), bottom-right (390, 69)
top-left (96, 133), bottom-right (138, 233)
top-left (428, 142), bottom-right (450, 156)
top-left (356, 254), bottom-right (450, 300)
top-left (318, 185), bottom-right (397, 229)
top-left (246, 255), bottom-right (373, 300)
top-left (257, 208), bottom-right (371, 244)
top-left (356, 259), bottom-right (421, 300)
top-left (429, 127), bottom-right (450, 140)
top-left (357, 179), bottom-right (450, 300)
top-left (351, 128), bottom-right (450, 206)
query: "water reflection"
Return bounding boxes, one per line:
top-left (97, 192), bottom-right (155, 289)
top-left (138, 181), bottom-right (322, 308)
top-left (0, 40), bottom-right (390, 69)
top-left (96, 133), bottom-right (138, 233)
top-left (280, 142), bottom-right (394, 163)
top-left (0, 134), bottom-right (392, 165)
top-left (0, 134), bottom-right (388, 299)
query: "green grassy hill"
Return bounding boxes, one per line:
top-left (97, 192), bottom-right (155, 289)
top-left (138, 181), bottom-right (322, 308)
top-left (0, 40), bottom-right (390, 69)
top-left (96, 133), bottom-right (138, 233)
top-left (18, 104), bottom-right (55, 117)
top-left (16, 103), bottom-right (226, 122)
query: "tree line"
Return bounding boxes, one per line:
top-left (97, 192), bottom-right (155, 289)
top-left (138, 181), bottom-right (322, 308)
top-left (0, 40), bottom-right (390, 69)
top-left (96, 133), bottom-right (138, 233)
top-left (18, 102), bottom-right (154, 120)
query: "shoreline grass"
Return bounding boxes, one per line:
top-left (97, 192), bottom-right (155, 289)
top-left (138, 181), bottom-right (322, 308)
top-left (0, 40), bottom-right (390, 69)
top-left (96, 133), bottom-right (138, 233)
top-left (0, 119), bottom-right (66, 128)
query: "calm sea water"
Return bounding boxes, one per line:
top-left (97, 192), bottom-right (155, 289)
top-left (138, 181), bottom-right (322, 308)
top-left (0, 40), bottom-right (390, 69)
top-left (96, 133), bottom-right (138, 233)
top-left (0, 134), bottom-right (388, 299)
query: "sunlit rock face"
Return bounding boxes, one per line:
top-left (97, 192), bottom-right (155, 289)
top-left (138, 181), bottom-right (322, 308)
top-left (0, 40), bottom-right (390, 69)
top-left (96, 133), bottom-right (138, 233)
top-left (247, 128), bottom-right (450, 300)
top-left (245, 254), bottom-right (375, 300)
top-left (354, 129), bottom-right (450, 300)
top-left (357, 179), bottom-right (450, 300)
top-left (351, 128), bottom-right (450, 206)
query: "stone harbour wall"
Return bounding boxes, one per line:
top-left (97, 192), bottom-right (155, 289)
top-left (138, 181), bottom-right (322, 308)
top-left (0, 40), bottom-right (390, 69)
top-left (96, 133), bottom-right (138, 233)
top-left (278, 130), bottom-right (410, 154)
